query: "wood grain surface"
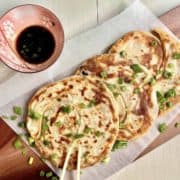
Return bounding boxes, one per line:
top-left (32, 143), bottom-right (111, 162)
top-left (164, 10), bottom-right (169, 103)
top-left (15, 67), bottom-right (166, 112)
top-left (0, 6), bottom-right (180, 180)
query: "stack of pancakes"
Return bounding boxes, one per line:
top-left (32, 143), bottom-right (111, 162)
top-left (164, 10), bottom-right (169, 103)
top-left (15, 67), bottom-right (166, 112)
top-left (26, 29), bottom-right (180, 170)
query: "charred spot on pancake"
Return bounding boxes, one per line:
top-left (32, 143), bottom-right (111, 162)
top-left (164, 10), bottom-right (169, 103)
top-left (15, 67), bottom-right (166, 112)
top-left (81, 87), bottom-right (87, 96)
top-left (84, 140), bottom-right (88, 144)
top-left (69, 84), bottom-right (73, 89)
top-left (48, 93), bottom-right (52, 98)
top-left (81, 70), bottom-right (89, 76)
top-left (110, 128), bottom-right (116, 134)
top-left (106, 124), bottom-right (110, 129)
top-left (107, 137), bottom-right (113, 143)
top-left (63, 81), bottom-right (67, 86)
top-left (98, 121), bottom-right (103, 128)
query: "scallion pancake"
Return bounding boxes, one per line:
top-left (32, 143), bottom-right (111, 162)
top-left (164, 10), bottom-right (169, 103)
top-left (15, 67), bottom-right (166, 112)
top-left (147, 29), bottom-right (180, 116)
top-left (76, 54), bottom-right (153, 140)
top-left (26, 75), bottom-right (119, 169)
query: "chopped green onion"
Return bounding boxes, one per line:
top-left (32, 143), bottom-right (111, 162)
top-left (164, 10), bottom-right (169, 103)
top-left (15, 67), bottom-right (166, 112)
top-left (106, 83), bottom-right (116, 92)
top-left (28, 156), bottom-right (34, 165)
top-left (120, 85), bottom-right (126, 91)
top-left (149, 77), bottom-right (156, 86)
top-left (112, 140), bottom-right (128, 151)
top-left (157, 69), bottom-right (162, 75)
top-left (18, 122), bottom-right (25, 128)
top-left (41, 116), bottom-right (49, 136)
top-left (119, 123), bottom-right (125, 129)
top-left (167, 63), bottom-right (174, 68)
top-left (118, 77), bottom-right (124, 84)
top-left (130, 64), bottom-right (142, 73)
top-left (164, 88), bottom-right (176, 98)
top-left (132, 73), bottom-right (138, 79)
top-left (13, 138), bottom-right (23, 149)
top-left (156, 91), bottom-right (166, 104)
top-left (40, 170), bottom-right (45, 177)
top-left (172, 52), bottom-right (180, 59)
top-left (61, 105), bottom-right (72, 113)
top-left (76, 118), bottom-right (81, 126)
top-left (159, 104), bottom-right (165, 110)
top-left (134, 87), bottom-right (140, 94)
top-left (166, 101), bottom-right (173, 108)
top-left (46, 171), bottom-right (53, 178)
top-left (78, 103), bottom-right (86, 109)
top-left (150, 40), bottom-right (158, 46)
top-left (84, 127), bottom-right (91, 134)
top-left (28, 110), bottom-right (41, 120)
top-left (119, 50), bottom-right (127, 58)
top-left (51, 176), bottom-right (58, 180)
top-left (28, 137), bottom-right (35, 147)
top-left (65, 133), bottom-right (73, 138)
top-left (50, 153), bottom-right (57, 161)
top-left (13, 106), bottom-right (23, 115)
top-left (101, 157), bottom-right (110, 164)
top-left (113, 92), bottom-right (119, 98)
top-left (162, 70), bottom-right (172, 79)
top-left (55, 121), bottom-right (62, 127)
top-left (100, 71), bottom-right (107, 78)
top-left (87, 100), bottom-right (96, 108)
top-left (175, 122), bottom-right (180, 128)
top-left (43, 140), bottom-right (50, 146)
top-left (94, 131), bottom-right (103, 137)
top-left (158, 123), bottom-right (168, 133)
top-left (10, 115), bottom-right (17, 120)
top-left (73, 133), bottom-right (84, 139)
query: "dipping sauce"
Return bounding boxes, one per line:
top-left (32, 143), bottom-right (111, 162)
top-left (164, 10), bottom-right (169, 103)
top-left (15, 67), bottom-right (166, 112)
top-left (16, 26), bottom-right (55, 64)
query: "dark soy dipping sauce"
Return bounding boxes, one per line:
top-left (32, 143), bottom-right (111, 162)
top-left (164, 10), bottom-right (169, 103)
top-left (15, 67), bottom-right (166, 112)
top-left (16, 26), bottom-right (55, 64)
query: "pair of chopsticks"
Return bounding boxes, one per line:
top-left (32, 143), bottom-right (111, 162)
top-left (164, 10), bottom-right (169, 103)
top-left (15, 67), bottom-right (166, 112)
top-left (60, 143), bottom-right (82, 180)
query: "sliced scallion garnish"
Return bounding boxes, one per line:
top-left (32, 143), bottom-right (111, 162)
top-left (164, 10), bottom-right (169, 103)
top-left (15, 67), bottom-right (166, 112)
top-left (172, 52), bottom-right (180, 59)
top-left (112, 140), bottom-right (128, 151)
top-left (18, 122), bottom-right (25, 128)
top-left (119, 50), bottom-right (127, 58)
top-left (13, 138), bottom-right (23, 149)
top-left (61, 105), bottom-right (72, 113)
top-left (87, 100), bottom-right (96, 108)
top-left (28, 110), bottom-right (41, 120)
top-left (13, 106), bottom-right (23, 116)
top-left (130, 64), bottom-right (142, 73)
top-left (40, 170), bottom-right (45, 177)
top-left (162, 70), bottom-right (172, 79)
top-left (118, 77), bottom-right (124, 84)
top-left (84, 127), bottom-right (91, 134)
top-left (100, 71), bottom-right (107, 79)
top-left (46, 171), bottom-right (53, 178)
top-left (158, 123), bottom-right (167, 133)
top-left (50, 153), bottom-right (57, 161)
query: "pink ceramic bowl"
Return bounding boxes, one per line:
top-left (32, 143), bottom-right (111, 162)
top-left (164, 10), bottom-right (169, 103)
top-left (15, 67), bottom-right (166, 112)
top-left (0, 4), bottom-right (64, 72)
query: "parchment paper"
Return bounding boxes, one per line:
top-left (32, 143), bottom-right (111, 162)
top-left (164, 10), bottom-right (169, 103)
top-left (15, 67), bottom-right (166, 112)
top-left (0, 0), bottom-right (179, 180)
